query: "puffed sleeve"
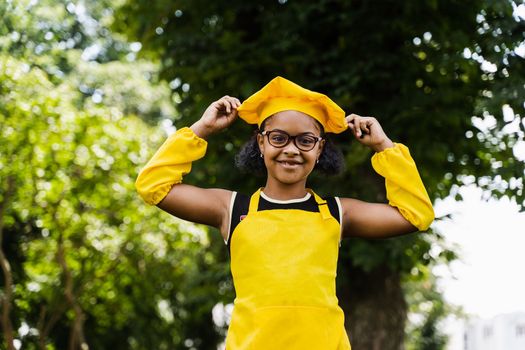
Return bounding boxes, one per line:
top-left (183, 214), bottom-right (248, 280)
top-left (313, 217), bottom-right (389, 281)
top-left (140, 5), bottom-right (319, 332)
top-left (371, 143), bottom-right (434, 231)
top-left (135, 127), bottom-right (207, 205)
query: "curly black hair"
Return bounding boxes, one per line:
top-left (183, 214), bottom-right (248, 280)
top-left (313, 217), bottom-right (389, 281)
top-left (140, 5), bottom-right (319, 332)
top-left (235, 118), bottom-right (345, 176)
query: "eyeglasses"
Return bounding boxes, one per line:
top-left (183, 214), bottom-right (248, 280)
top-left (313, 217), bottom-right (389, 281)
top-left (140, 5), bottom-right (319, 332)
top-left (260, 130), bottom-right (323, 151)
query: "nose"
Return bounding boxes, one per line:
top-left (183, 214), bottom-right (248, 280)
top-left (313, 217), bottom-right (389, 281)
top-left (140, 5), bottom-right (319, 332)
top-left (282, 139), bottom-right (300, 155)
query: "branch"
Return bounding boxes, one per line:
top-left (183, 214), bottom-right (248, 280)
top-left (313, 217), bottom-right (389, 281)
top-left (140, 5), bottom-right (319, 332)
top-left (37, 302), bottom-right (67, 350)
top-left (56, 237), bottom-right (89, 350)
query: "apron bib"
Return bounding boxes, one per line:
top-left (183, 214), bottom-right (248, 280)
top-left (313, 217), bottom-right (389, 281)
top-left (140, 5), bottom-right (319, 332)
top-left (226, 189), bottom-right (351, 349)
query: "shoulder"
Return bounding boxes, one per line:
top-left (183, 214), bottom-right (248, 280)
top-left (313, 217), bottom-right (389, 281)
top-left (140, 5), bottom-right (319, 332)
top-left (338, 197), bottom-right (364, 221)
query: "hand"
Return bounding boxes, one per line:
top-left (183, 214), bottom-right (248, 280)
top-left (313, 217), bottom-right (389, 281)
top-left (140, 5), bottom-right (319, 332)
top-left (346, 114), bottom-right (394, 152)
top-left (191, 96), bottom-right (241, 139)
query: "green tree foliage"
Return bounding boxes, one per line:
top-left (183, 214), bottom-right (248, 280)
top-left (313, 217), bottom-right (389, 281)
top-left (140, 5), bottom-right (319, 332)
top-left (404, 251), bottom-right (464, 350)
top-left (115, 0), bottom-right (525, 348)
top-left (0, 53), bottom-right (231, 350)
top-left (405, 279), bottom-right (449, 350)
top-left (0, 0), bottom-right (176, 123)
top-left (2, 0), bottom-right (524, 349)
top-left (1, 1), bottom-right (232, 349)
top-left (115, 0), bottom-right (525, 205)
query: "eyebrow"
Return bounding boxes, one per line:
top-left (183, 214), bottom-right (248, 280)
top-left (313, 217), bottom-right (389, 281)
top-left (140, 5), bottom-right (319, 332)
top-left (270, 129), bottom-right (319, 136)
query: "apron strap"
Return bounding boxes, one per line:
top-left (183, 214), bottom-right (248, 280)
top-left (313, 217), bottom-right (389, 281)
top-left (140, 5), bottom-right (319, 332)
top-left (248, 188), bottom-right (262, 214)
top-left (308, 189), bottom-right (332, 220)
top-left (249, 188), bottom-right (331, 220)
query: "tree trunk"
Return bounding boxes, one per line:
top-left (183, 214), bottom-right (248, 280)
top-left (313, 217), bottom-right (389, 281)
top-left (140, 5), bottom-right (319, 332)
top-left (339, 265), bottom-right (407, 350)
top-left (0, 176), bottom-right (16, 350)
top-left (0, 240), bottom-right (15, 350)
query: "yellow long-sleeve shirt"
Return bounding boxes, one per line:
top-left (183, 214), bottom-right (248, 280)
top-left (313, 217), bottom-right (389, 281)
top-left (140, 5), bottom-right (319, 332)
top-left (135, 127), bottom-right (434, 231)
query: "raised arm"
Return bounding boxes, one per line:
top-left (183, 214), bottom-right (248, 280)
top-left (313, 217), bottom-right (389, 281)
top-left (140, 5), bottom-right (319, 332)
top-left (135, 96), bottom-right (241, 240)
top-left (341, 114), bottom-right (434, 239)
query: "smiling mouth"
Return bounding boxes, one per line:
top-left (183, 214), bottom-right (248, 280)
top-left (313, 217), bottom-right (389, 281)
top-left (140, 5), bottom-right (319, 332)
top-left (278, 160), bottom-right (303, 168)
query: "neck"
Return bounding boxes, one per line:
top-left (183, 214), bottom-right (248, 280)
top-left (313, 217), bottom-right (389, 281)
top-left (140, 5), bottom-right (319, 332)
top-left (262, 178), bottom-right (308, 200)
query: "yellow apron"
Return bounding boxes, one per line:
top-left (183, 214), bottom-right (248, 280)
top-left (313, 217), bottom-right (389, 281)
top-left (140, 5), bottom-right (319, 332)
top-left (226, 189), bottom-right (351, 349)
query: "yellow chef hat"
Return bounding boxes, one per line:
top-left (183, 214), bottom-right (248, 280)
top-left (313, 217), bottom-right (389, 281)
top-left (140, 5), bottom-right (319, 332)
top-left (237, 76), bottom-right (348, 134)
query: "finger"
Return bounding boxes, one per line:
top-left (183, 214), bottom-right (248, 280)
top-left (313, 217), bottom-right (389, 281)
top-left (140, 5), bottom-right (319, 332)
top-left (212, 100), bottom-right (223, 113)
top-left (359, 119), bottom-right (370, 136)
top-left (356, 120), bottom-right (366, 139)
top-left (353, 115), bottom-right (362, 138)
top-left (224, 102), bottom-right (231, 114)
top-left (220, 98), bottom-right (232, 114)
top-left (224, 96), bottom-right (239, 113)
top-left (228, 97), bottom-right (239, 111)
top-left (346, 116), bottom-right (355, 131)
top-left (227, 99), bottom-right (236, 114)
top-left (347, 114), bottom-right (368, 139)
top-left (346, 114), bottom-right (358, 125)
top-left (365, 117), bottom-right (377, 134)
top-left (217, 96), bottom-right (230, 112)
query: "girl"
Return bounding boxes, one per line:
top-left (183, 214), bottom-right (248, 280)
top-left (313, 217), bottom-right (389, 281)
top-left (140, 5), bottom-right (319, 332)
top-left (135, 76), bottom-right (434, 349)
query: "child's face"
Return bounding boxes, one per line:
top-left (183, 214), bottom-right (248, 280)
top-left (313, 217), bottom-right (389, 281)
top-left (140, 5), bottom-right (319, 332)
top-left (257, 110), bottom-right (325, 185)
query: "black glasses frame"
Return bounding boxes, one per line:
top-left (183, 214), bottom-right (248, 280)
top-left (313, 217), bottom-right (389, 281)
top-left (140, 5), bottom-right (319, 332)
top-left (260, 130), bottom-right (323, 151)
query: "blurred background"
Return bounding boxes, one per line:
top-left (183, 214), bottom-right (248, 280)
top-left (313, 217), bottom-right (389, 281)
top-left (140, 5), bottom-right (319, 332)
top-left (1, 0), bottom-right (524, 349)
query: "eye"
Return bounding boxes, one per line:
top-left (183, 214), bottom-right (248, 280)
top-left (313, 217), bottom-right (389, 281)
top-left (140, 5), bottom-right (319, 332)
top-left (297, 135), bottom-right (316, 146)
top-left (270, 133), bottom-right (288, 144)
